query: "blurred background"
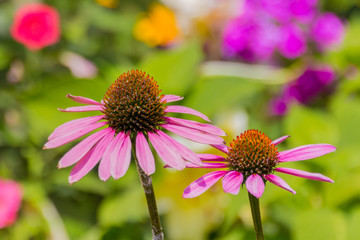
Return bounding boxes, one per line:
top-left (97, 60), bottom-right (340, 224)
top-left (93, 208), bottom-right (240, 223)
top-left (0, 0), bottom-right (360, 239)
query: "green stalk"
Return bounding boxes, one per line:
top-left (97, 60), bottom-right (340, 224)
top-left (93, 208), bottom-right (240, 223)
top-left (132, 144), bottom-right (164, 240)
top-left (248, 192), bottom-right (265, 240)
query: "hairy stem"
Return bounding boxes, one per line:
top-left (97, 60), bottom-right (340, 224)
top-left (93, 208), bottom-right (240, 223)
top-left (248, 192), bottom-right (265, 240)
top-left (132, 145), bottom-right (164, 240)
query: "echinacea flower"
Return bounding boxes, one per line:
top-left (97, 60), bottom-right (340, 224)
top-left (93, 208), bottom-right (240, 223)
top-left (183, 129), bottom-right (335, 198)
top-left (0, 179), bottom-right (22, 228)
top-left (44, 70), bottom-right (225, 184)
top-left (10, 3), bottom-right (60, 50)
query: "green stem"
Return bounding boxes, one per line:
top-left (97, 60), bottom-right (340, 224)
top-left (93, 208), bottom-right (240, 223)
top-left (132, 145), bottom-right (164, 240)
top-left (248, 192), bottom-right (265, 240)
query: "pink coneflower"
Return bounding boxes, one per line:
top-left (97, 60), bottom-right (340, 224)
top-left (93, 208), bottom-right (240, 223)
top-left (44, 70), bottom-right (225, 184)
top-left (183, 129), bottom-right (335, 198)
top-left (0, 179), bottom-right (22, 228)
top-left (10, 3), bottom-right (60, 50)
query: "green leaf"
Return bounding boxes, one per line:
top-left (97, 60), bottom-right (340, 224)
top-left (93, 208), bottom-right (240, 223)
top-left (140, 41), bottom-right (203, 95)
top-left (185, 75), bottom-right (263, 116)
top-left (284, 105), bottom-right (340, 148)
top-left (293, 209), bottom-right (346, 240)
top-left (98, 188), bottom-right (147, 226)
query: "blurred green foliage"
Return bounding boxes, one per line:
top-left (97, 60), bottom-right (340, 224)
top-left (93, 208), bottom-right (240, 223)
top-left (0, 0), bottom-right (360, 239)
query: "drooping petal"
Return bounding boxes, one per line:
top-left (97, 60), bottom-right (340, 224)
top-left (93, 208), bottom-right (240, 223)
top-left (68, 132), bottom-right (114, 183)
top-left (148, 132), bottom-right (186, 170)
top-left (278, 144), bottom-right (336, 162)
top-left (245, 174), bottom-right (265, 198)
top-left (164, 105), bottom-right (211, 122)
top-left (156, 130), bottom-right (201, 166)
top-left (164, 117), bottom-right (226, 136)
top-left (44, 121), bottom-right (107, 149)
top-left (161, 95), bottom-right (184, 103)
top-left (265, 174), bottom-right (296, 194)
top-left (161, 124), bottom-right (224, 145)
top-left (111, 133), bottom-right (132, 179)
top-left (66, 94), bottom-right (102, 105)
top-left (48, 115), bottom-right (104, 140)
top-left (98, 130), bottom-right (117, 181)
top-left (198, 154), bottom-right (226, 162)
top-left (275, 167), bottom-right (334, 183)
top-left (185, 162), bottom-right (227, 168)
top-left (183, 171), bottom-right (228, 198)
top-left (222, 171), bottom-right (243, 195)
top-left (272, 135), bottom-right (290, 146)
top-left (58, 105), bottom-right (104, 112)
top-left (211, 144), bottom-right (229, 154)
top-left (58, 127), bottom-right (112, 168)
top-left (136, 132), bottom-right (155, 175)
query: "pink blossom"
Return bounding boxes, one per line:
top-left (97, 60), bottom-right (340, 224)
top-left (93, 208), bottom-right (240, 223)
top-left (44, 70), bottom-right (225, 183)
top-left (269, 65), bottom-right (336, 116)
top-left (278, 24), bottom-right (307, 59)
top-left (183, 130), bottom-right (335, 199)
top-left (10, 3), bottom-right (60, 50)
top-left (0, 179), bottom-right (22, 228)
top-left (311, 12), bottom-right (345, 50)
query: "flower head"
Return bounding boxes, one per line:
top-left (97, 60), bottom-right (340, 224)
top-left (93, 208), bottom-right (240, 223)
top-left (183, 129), bottom-right (335, 198)
top-left (0, 179), bottom-right (22, 228)
top-left (10, 3), bottom-right (60, 50)
top-left (44, 70), bottom-right (225, 184)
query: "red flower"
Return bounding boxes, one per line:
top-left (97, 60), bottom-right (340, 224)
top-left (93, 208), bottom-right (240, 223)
top-left (10, 3), bottom-right (60, 50)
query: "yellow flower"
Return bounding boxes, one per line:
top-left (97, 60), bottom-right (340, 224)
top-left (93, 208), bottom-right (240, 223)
top-left (95, 0), bottom-right (119, 9)
top-left (133, 4), bottom-right (180, 47)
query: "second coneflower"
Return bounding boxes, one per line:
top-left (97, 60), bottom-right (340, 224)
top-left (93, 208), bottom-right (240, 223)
top-left (183, 129), bottom-right (336, 240)
top-left (44, 69), bottom-right (225, 239)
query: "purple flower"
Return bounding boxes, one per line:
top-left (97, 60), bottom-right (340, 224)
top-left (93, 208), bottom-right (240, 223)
top-left (44, 70), bottom-right (225, 183)
top-left (269, 66), bottom-right (336, 115)
top-left (278, 24), bottom-right (307, 59)
top-left (183, 130), bottom-right (336, 198)
top-left (222, 10), bottom-right (280, 62)
top-left (311, 12), bottom-right (345, 50)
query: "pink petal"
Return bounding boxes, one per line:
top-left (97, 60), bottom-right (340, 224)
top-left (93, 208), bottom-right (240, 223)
top-left (44, 121), bottom-right (107, 149)
top-left (164, 117), bottom-right (226, 136)
top-left (278, 144), bottom-right (337, 162)
top-left (136, 132), bottom-right (155, 175)
top-left (275, 167), bottom-right (334, 183)
top-left (185, 162), bottom-right (227, 168)
top-left (111, 133), bottom-right (132, 179)
top-left (198, 154), bottom-right (226, 162)
top-left (211, 144), bottom-right (229, 154)
top-left (148, 132), bottom-right (186, 170)
top-left (245, 174), bottom-right (265, 198)
top-left (98, 131), bottom-right (118, 181)
top-left (68, 132), bottom-right (114, 183)
top-left (272, 135), bottom-right (290, 146)
top-left (156, 130), bottom-right (202, 166)
top-left (66, 94), bottom-right (102, 105)
top-left (161, 124), bottom-right (224, 145)
top-left (222, 171), bottom-right (243, 195)
top-left (265, 174), bottom-right (296, 194)
top-left (48, 115), bottom-right (104, 140)
top-left (183, 171), bottom-right (228, 198)
top-left (161, 95), bottom-right (184, 103)
top-left (165, 105), bottom-right (211, 122)
top-left (58, 127), bottom-right (112, 168)
top-left (58, 105), bottom-right (104, 112)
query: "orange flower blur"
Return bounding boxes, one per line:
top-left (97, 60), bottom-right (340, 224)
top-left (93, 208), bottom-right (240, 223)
top-left (133, 4), bottom-right (180, 47)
